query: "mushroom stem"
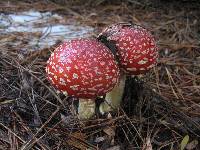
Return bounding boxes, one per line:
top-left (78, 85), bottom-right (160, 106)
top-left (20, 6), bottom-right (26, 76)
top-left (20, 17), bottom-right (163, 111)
top-left (99, 74), bottom-right (126, 114)
top-left (78, 99), bottom-right (96, 119)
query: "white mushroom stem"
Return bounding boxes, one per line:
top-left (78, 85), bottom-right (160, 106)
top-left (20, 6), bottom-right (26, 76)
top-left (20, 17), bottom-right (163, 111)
top-left (99, 74), bottom-right (126, 114)
top-left (78, 99), bottom-right (96, 119)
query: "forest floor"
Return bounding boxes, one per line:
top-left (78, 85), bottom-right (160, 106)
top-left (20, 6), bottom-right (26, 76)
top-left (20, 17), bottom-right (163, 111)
top-left (0, 0), bottom-right (200, 149)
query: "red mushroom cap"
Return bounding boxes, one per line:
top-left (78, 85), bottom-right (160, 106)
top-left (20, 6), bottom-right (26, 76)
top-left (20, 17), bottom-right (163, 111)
top-left (46, 39), bottom-right (120, 99)
top-left (99, 23), bottom-right (158, 75)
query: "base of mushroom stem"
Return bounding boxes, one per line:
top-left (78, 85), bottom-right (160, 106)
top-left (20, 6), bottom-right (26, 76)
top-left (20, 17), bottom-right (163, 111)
top-left (78, 99), bottom-right (96, 119)
top-left (99, 74), bottom-right (126, 115)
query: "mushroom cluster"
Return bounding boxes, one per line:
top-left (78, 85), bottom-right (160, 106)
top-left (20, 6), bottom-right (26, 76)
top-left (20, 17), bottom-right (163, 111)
top-left (46, 23), bottom-right (158, 119)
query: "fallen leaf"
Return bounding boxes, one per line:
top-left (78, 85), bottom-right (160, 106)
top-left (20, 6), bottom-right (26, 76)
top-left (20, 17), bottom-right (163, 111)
top-left (181, 135), bottom-right (190, 150)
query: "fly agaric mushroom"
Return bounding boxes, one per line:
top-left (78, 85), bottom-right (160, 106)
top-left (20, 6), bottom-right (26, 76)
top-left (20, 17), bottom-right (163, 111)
top-left (98, 23), bottom-right (158, 114)
top-left (46, 38), bottom-right (120, 119)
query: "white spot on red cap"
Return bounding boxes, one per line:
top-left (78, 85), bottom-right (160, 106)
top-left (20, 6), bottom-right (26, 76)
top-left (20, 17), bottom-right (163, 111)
top-left (62, 91), bottom-right (68, 96)
top-left (70, 85), bottom-right (79, 91)
top-left (54, 75), bottom-right (58, 80)
top-left (138, 59), bottom-right (148, 65)
top-left (73, 73), bottom-right (79, 79)
top-left (59, 67), bottom-right (64, 73)
top-left (127, 67), bottom-right (137, 71)
top-left (59, 78), bottom-right (66, 86)
top-left (66, 67), bottom-right (71, 71)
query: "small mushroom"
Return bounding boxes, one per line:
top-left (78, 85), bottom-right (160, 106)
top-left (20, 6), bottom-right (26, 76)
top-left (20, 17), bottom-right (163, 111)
top-left (46, 38), bottom-right (120, 119)
top-left (98, 23), bottom-right (158, 114)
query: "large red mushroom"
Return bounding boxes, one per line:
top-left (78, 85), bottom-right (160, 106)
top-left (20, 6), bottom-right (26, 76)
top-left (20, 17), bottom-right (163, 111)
top-left (46, 38), bottom-right (120, 119)
top-left (98, 23), bottom-right (158, 114)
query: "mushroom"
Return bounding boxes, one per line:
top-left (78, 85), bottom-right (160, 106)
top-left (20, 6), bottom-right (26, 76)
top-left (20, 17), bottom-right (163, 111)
top-left (98, 23), bottom-right (158, 114)
top-left (46, 38), bottom-right (120, 119)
